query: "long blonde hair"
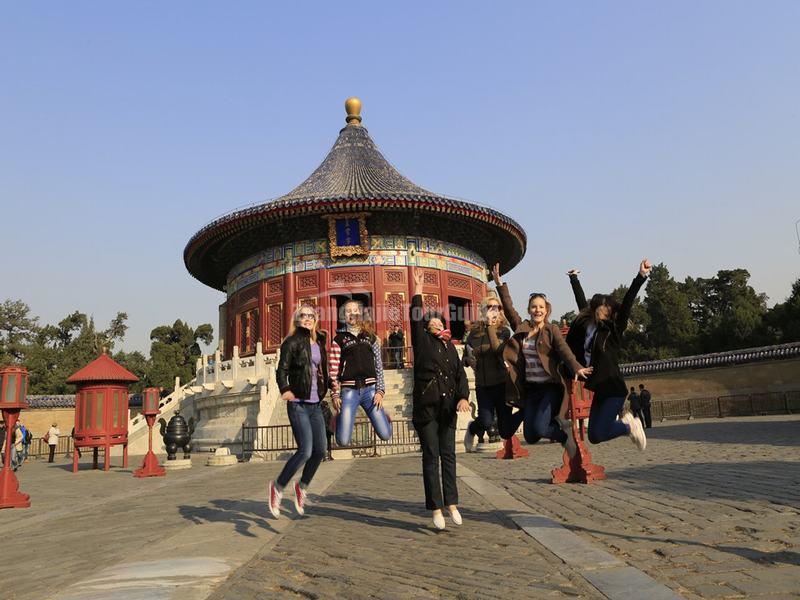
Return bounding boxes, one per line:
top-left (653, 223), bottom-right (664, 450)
top-left (470, 293), bottom-right (508, 335)
top-left (287, 304), bottom-right (320, 342)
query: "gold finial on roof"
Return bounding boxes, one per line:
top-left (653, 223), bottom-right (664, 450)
top-left (345, 97), bottom-right (362, 126)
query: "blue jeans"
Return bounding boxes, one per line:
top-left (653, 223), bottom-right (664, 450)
top-left (468, 383), bottom-right (524, 440)
top-left (277, 401), bottom-right (327, 488)
top-left (522, 382), bottom-right (567, 444)
top-left (336, 385), bottom-right (393, 445)
top-left (588, 394), bottom-right (630, 444)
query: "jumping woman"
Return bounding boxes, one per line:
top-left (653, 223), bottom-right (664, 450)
top-left (492, 264), bottom-right (592, 457)
top-left (410, 269), bottom-right (471, 530)
top-left (564, 260), bottom-right (651, 450)
top-left (462, 294), bottom-right (515, 452)
top-left (269, 305), bottom-right (329, 518)
top-left (329, 299), bottom-right (393, 446)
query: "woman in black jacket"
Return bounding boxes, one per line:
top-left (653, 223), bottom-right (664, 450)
top-left (410, 269), bottom-right (471, 530)
top-left (564, 260), bottom-right (651, 449)
top-left (268, 304), bottom-right (329, 519)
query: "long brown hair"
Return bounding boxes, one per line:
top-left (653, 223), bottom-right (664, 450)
top-left (341, 300), bottom-right (376, 340)
top-left (526, 294), bottom-right (552, 337)
top-left (288, 304), bottom-right (320, 342)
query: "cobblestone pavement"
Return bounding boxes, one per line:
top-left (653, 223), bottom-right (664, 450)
top-left (209, 455), bottom-right (603, 600)
top-left (460, 416), bottom-right (800, 600)
top-left (2, 416), bottom-right (797, 600)
top-left (0, 454), bottom-right (338, 600)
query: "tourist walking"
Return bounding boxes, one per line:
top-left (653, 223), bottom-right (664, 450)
top-left (639, 384), bottom-right (653, 428)
top-left (46, 423), bottom-right (60, 463)
top-left (410, 269), bottom-right (471, 530)
top-left (564, 260), bottom-right (652, 449)
top-left (462, 293), bottom-right (516, 452)
top-left (269, 305), bottom-right (329, 518)
top-left (329, 300), bottom-right (392, 446)
top-left (12, 423), bottom-right (24, 470)
top-left (492, 264), bottom-right (592, 458)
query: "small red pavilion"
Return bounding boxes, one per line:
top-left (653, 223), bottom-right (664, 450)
top-left (67, 353), bottom-right (138, 472)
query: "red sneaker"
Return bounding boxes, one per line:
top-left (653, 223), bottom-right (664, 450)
top-left (268, 481), bottom-right (282, 518)
top-left (293, 482), bottom-right (307, 516)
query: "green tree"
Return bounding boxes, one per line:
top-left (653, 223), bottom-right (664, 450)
top-left (684, 269), bottom-right (768, 352)
top-left (0, 299), bottom-right (39, 364)
top-left (643, 263), bottom-right (698, 357)
top-left (764, 278), bottom-right (800, 343)
top-left (146, 320), bottom-right (213, 390)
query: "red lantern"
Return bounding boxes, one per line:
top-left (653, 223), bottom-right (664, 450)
top-left (0, 366), bottom-right (31, 509)
top-left (133, 387), bottom-right (165, 478)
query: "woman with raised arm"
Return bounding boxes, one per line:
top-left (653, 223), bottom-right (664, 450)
top-left (329, 299), bottom-right (392, 447)
top-left (564, 260), bottom-right (652, 449)
top-left (492, 264), bottom-right (592, 457)
top-left (410, 269), bottom-right (471, 530)
top-left (462, 294), bottom-right (515, 452)
top-left (268, 304), bottom-right (329, 518)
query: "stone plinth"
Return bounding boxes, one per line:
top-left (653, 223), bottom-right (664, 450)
top-left (207, 447), bottom-right (238, 467)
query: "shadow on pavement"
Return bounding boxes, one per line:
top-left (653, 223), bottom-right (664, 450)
top-left (611, 460), bottom-right (800, 507)
top-left (647, 419), bottom-right (800, 446)
top-left (314, 492), bottom-right (519, 533)
top-left (178, 498), bottom-right (277, 537)
top-left (569, 523), bottom-right (800, 567)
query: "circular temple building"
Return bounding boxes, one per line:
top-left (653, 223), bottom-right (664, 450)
top-left (184, 98), bottom-right (526, 357)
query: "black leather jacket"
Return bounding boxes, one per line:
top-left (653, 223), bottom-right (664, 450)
top-left (276, 328), bottom-right (329, 401)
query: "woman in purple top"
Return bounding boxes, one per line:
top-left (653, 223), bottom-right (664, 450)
top-left (269, 305), bottom-right (329, 518)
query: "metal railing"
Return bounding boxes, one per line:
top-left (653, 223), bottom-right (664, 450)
top-left (380, 346), bottom-right (414, 370)
top-left (650, 390), bottom-right (800, 421)
top-left (241, 418), bottom-right (422, 460)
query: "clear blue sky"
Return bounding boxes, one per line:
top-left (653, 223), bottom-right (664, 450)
top-left (2, 1), bottom-right (799, 353)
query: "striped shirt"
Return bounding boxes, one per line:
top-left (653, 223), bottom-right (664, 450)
top-left (523, 335), bottom-right (549, 383)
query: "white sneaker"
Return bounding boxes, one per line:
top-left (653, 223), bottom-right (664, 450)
top-left (432, 511), bottom-right (446, 530)
top-left (463, 426), bottom-right (476, 453)
top-left (622, 412), bottom-right (647, 451)
top-left (268, 481), bottom-right (283, 518)
top-left (448, 508), bottom-right (463, 525)
top-left (556, 417), bottom-right (577, 458)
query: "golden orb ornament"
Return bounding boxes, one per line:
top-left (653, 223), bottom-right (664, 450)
top-left (345, 97), bottom-right (362, 125)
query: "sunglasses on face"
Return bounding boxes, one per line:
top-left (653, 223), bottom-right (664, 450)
top-left (299, 312), bottom-right (316, 319)
top-left (486, 304), bottom-right (501, 311)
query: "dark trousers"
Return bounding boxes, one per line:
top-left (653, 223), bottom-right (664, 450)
top-left (522, 382), bottom-right (567, 444)
top-left (588, 394), bottom-right (629, 444)
top-left (642, 405), bottom-right (652, 428)
top-left (277, 401), bottom-right (327, 488)
top-left (48, 444), bottom-right (56, 463)
top-left (468, 383), bottom-right (525, 440)
top-left (414, 415), bottom-right (458, 510)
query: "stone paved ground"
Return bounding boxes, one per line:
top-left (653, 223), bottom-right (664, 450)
top-left (1, 416), bottom-right (797, 600)
top-left (460, 415), bottom-right (800, 600)
top-left (208, 455), bottom-right (602, 600)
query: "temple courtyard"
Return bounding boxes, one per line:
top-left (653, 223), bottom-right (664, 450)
top-left (2, 415), bottom-right (798, 600)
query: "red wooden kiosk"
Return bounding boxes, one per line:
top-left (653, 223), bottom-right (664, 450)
top-left (67, 353), bottom-right (137, 473)
top-left (551, 379), bottom-right (607, 484)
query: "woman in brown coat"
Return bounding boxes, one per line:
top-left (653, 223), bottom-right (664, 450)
top-left (492, 264), bottom-right (592, 456)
